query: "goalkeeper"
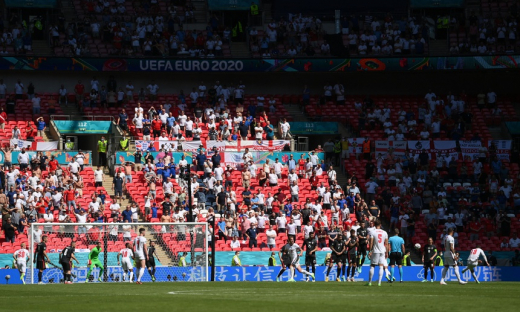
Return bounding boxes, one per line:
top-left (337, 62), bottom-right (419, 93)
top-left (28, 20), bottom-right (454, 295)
top-left (85, 241), bottom-right (104, 283)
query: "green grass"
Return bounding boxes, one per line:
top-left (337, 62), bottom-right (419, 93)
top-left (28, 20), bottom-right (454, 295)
top-left (2, 282), bottom-right (519, 312)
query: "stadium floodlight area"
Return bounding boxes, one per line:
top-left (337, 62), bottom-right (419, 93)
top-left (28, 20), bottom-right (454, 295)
top-left (29, 222), bottom-right (208, 284)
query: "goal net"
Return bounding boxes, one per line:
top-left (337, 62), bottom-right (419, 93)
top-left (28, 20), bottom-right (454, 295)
top-left (28, 222), bottom-right (208, 284)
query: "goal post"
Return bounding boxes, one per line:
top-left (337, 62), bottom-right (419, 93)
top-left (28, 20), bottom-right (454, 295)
top-left (29, 222), bottom-right (209, 284)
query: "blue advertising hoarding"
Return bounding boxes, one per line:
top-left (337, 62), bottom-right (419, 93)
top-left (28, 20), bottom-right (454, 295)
top-left (0, 151), bottom-right (92, 165)
top-left (0, 266), bottom-right (516, 284)
top-left (289, 122), bottom-right (339, 135)
top-left (53, 120), bottom-right (112, 134)
top-left (115, 151), bottom-right (323, 166)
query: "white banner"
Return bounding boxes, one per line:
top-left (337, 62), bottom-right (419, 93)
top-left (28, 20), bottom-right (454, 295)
top-left (348, 138), bottom-right (365, 154)
top-left (489, 140), bottom-right (512, 161)
top-left (206, 140), bottom-right (289, 152)
top-left (433, 140), bottom-right (458, 161)
top-left (36, 141), bottom-right (58, 151)
top-left (135, 140), bottom-right (179, 151)
top-left (11, 139), bottom-right (32, 149)
top-left (408, 140), bottom-right (432, 160)
top-left (375, 140), bottom-right (406, 158)
top-left (460, 141), bottom-right (482, 161)
top-left (181, 141), bottom-right (203, 152)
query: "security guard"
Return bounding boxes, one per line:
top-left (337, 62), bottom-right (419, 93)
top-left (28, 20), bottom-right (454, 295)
top-left (341, 137), bottom-right (349, 160)
top-left (268, 252), bottom-right (277, 266)
top-left (250, 2), bottom-right (259, 16)
top-left (250, 2), bottom-right (259, 25)
top-left (403, 250), bottom-right (411, 266)
top-left (362, 137), bottom-right (371, 160)
top-left (65, 138), bottom-right (74, 150)
top-left (119, 136), bottom-right (129, 151)
top-left (232, 21), bottom-right (243, 41)
top-left (97, 136), bottom-right (108, 167)
top-left (231, 251), bottom-right (241, 266)
top-left (435, 252), bottom-right (444, 266)
top-left (178, 252), bottom-right (187, 267)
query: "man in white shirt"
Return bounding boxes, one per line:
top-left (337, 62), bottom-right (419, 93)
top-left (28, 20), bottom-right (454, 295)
top-left (509, 233), bottom-right (520, 248)
top-left (229, 236), bottom-right (241, 248)
top-left (290, 181), bottom-right (299, 203)
top-left (367, 219), bottom-right (390, 286)
top-left (280, 119), bottom-right (291, 139)
top-left (276, 213), bottom-right (287, 233)
top-left (147, 81), bottom-right (159, 100)
top-left (440, 227), bottom-right (466, 285)
top-left (265, 225), bottom-right (277, 249)
top-left (273, 158), bottom-right (283, 178)
top-left (68, 160), bottom-right (80, 174)
top-left (15, 150), bottom-right (30, 171)
top-left (94, 166), bottom-right (104, 187)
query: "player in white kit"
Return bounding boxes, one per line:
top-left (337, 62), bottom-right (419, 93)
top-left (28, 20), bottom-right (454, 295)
top-left (133, 228), bottom-right (148, 284)
top-left (366, 219), bottom-right (389, 286)
top-left (440, 227), bottom-right (466, 285)
top-left (13, 243), bottom-right (30, 284)
top-left (117, 243), bottom-right (134, 282)
top-left (462, 247), bottom-right (489, 284)
top-left (287, 236), bottom-right (315, 282)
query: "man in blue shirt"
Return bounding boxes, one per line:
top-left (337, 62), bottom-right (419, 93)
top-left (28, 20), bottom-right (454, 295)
top-left (36, 117), bottom-right (46, 136)
top-left (162, 166), bottom-right (171, 181)
top-left (211, 148), bottom-right (221, 167)
top-left (167, 113), bottom-right (175, 133)
top-left (346, 193), bottom-right (355, 211)
top-left (287, 155), bottom-right (296, 172)
top-left (118, 109), bottom-right (129, 132)
top-left (121, 206), bottom-right (132, 222)
top-left (151, 203), bottom-right (159, 218)
top-left (338, 194), bottom-right (347, 210)
top-left (218, 218), bottom-right (227, 241)
top-left (388, 228), bottom-right (405, 283)
top-left (284, 201), bottom-right (293, 217)
top-left (264, 122), bottom-right (274, 140)
top-left (242, 187), bottom-right (252, 206)
top-left (7, 186), bottom-right (16, 208)
top-left (248, 103), bottom-right (257, 117)
top-left (195, 151), bottom-right (207, 171)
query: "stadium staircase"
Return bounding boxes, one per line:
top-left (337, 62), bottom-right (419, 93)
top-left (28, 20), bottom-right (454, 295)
top-left (100, 172), bottom-right (175, 265)
top-left (284, 103), bottom-right (351, 188)
top-left (283, 104), bottom-right (307, 122)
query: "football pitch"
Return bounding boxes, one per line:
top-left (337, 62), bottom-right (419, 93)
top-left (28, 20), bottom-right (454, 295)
top-left (2, 282), bottom-right (519, 312)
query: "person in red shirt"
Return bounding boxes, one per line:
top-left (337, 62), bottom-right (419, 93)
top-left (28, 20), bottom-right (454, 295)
top-left (74, 80), bottom-right (85, 103)
top-left (64, 187), bottom-right (76, 212)
top-left (224, 165), bottom-right (234, 189)
top-left (0, 107), bottom-right (7, 130)
top-left (469, 216), bottom-right (483, 241)
top-left (48, 156), bottom-right (59, 172)
top-left (152, 116), bottom-right (162, 139)
top-left (259, 111), bottom-right (268, 128)
top-left (481, 215), bottom-right (495, 238)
